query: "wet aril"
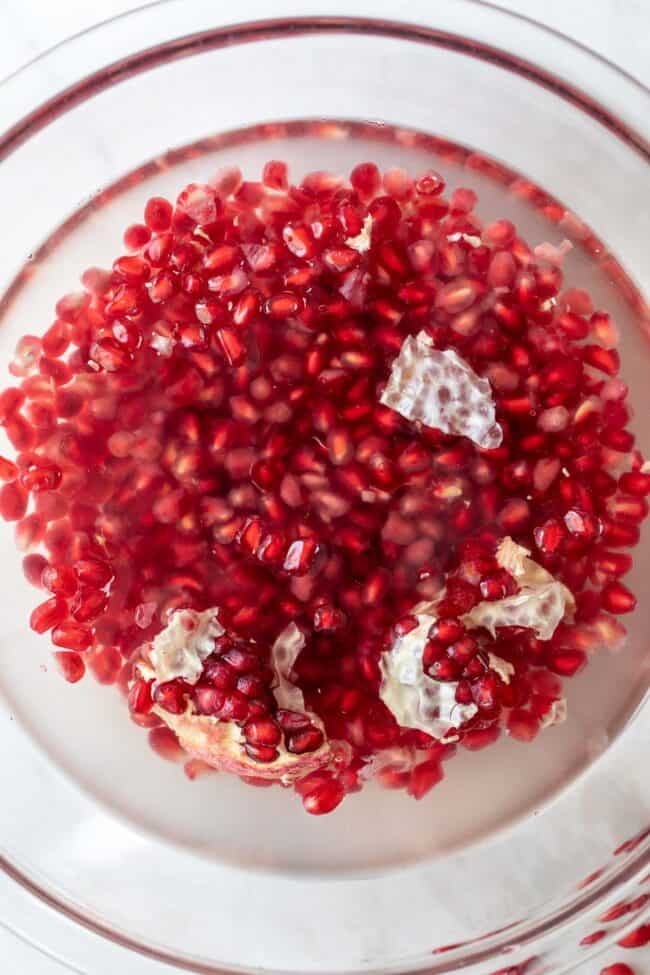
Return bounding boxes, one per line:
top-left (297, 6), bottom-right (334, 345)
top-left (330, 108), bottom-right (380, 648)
top-left (1, 160), bottom-right (645, 816)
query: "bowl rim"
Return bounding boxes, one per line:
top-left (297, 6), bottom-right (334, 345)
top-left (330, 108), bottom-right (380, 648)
top-left (0, 2), bottom-right (649, 973)
top-left (0, 2), bottom-right (649, 164)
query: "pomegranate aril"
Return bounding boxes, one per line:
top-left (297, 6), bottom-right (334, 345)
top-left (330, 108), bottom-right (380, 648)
top-left (86, 646), bottom-right (121, 685)
top-left (408, 760), bottom-right (443, 799)
top-left (314, 605), bottom-right (347, 631)
top-left (283, 538), bottom-right (319, 575)
top-left (52, 623), bottom-right (92, 652)
top-left (582, 344), bottom-right (620, 376)
top-left (20, 463), bottom-right (62, 493)
top-left (194, 684), bottom-right (226, 715)
top-left (0, 481), bottom-right (28, 521)
top-left (203, 658), bottom-right (236, 690)
top-left (606, 495), bottom-right (648, 524)
top-left (23, 553), bottom-right (48, 588)
top-left (74, 558), bottom-right (113, 588)
top-left (54, 651), bottom-right (85, 683)
top-left (11, 335), bottom-right (42, 375)
top-left (602, 521), bottom-right (640, 548)
top-left (4, 415), bottom-right (35, 451)
top-left (244, 743), bottom-right (279, 764)
top-left (154, 680), bottom-right (189, 715)
top-left (619, 471), bottom-right (650, 496)
top-left (601, 581), bottom-right (636, 614)
top-left (447, 636), bottom-right (478, 665)
top-left (262, 159), bottom-right (288, 190)
top-left (217, 691), bottom-right (249, 722)
top-left (15, 513), bottom-right (45, 550)
top-left (449, 187), bottom-right (477, 214)
top-left (497, 498), bottom-right (530, 533)
top-left (128, 678), bottom-right (153, 714)
top-left (301, 775), bottom-right (345, 815)
top-left (70, 587), bottom-right (108, 622)
top-left (244, 718), bottom-right (282, 747)
top-left (148, 727), bottom-right (185, 763)
top-left (276, 709), bottom-right (311, 732)
top-left (429, 618), bottom-right (465, 646)
top-left (564, 509), bottom-right (601, 542)
top-left (461, 726), bottom-right (501, 750)
top-left (123, 223), bottom-right (151, 250)
top-left (175, 183), bottom-right (218, 225)
top-left (592, 550), bottom-right (633, 580)
top-left (42, 565), bottom-right (77, 597)
top-left (0, 455), bottom-right (19, 481)
top-left (429, 657), bottom-right (459, 681)
top-left (222, 647), bottom-right (259, 673)
top-left (236, 673), bottom-right (267, 698)
top-left (0, 386), bottom-right (25, 422)
top-left (144, 197), bottom-right (173, 231)
top-left (287, 727), bottom-right (325, 754)
top-left (534, 519), bottom-right (565, 555)
top-left (30, 597), bottom-right (68, 633)
top-left (546, 648), bottom-right (587, 677)
top-left (479, 573), bottom-right (513, 601)
top-left (89, 339), bottom-right (134, 372)
top-left (216, 327), bottom-right (246, 366)
top-left (618, 925), bottom-right (650, 949)
top-left (507, 709), bottom-right (539, 742)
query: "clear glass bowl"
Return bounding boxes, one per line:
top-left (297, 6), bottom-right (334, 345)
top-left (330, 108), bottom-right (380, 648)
top-left (0, 1), bottom-right (649, 972)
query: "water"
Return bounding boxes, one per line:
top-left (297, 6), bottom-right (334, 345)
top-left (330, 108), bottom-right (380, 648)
top-left (0, 120), bottom-right (648, 873)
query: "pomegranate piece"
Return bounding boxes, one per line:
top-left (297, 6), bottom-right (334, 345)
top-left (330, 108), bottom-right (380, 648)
top-left (463, 537), bottom-right (574, 641)
top-left (380, 331), bottom-right (502, 449)
top-left (380, 613), bottom-right (479, 740)
top-left (1, 159), bottom-right (645, 815)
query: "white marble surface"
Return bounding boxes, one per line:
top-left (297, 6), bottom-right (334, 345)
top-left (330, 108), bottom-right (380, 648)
top-left (0, 1), bottom-right (648, 973)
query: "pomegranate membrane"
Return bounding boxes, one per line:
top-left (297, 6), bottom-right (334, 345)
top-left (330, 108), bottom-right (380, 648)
top-left (1, 158), bottom-right (647, 817)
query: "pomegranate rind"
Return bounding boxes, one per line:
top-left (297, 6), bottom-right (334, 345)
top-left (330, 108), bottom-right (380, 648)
top-left (149, 608), bottom-right (224, 684)
top-left (462, 536), bottom-right (575, 640)
top-left (379, 613), bottom-right (478, 739)
top-left (152, 707), bottom-right (332, 784)
top-left (487, 652), bottom-right (515, 684)
top-left (345, 214), bottom-right (373, 253)
top-left (270, 622), bottom-right (308, 711)
top-left (138, 615), bottom-right (333, 783)
top-left (539, 698), bottom-right (568, 729)
top-left (380, 332), bottom-right (503, 449)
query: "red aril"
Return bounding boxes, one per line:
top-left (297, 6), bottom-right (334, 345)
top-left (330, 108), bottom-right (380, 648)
top-left (30, 597), bottom-right (68, 634)
top-left (52, 624), bottom-right (92, 652)
top-left (54, 651), bottom-right (85, 683)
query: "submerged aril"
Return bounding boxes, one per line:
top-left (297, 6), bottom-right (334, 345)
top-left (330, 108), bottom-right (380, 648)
top-left (1, 160), bottom-right (645, 815)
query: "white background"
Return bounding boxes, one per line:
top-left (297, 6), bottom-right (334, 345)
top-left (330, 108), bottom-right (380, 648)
top-left (0, 1), bottom-right (649, 972)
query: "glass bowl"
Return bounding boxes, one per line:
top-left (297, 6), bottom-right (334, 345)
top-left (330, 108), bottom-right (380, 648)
top-left (0, 1), bottom-right (649, 972)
